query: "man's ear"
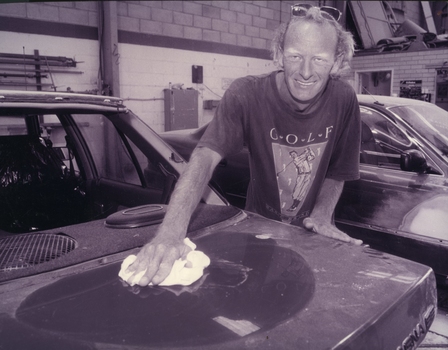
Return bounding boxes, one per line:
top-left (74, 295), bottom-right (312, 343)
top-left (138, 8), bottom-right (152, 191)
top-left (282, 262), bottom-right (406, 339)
top-left (273, 46), bottom-right (284, 69)
top-left (330, 54), bottom-right (343, 75)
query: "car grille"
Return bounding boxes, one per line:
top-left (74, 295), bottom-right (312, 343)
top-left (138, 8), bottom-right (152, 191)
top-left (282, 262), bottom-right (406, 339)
top-left (0, 233), bottom-right (77, 271)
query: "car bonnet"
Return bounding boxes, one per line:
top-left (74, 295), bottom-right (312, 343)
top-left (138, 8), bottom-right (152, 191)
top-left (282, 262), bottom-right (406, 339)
top-left (0, 208), bottom-right (437, 350)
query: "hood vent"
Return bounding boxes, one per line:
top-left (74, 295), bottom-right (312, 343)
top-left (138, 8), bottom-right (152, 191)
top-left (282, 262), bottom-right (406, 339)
top-left (0, 233), bottom-right (77, 271)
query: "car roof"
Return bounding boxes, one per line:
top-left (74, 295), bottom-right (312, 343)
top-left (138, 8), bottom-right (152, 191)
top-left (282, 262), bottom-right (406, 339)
top-left (0, 90), bottom-right (430, 111)
top-left (357, 94), bottom-right (432, 108)
top-left (0, 90), bottom-right (126, 112)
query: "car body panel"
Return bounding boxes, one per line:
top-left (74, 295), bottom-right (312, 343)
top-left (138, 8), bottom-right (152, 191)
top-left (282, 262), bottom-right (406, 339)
top-left (0, 209), bottom-right (437, 350)
top-left (160, 95), bottom-right (448, 277)
top-left (337, 96), bottom-right (448, 276)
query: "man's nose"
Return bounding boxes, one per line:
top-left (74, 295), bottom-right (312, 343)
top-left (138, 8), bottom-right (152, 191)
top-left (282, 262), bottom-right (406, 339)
top-left (298, 60), bottom-right (313, 80)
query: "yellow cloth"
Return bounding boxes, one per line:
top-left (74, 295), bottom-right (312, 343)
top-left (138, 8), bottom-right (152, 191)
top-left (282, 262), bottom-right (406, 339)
top-left (118, 238), bottom-right (210, 286)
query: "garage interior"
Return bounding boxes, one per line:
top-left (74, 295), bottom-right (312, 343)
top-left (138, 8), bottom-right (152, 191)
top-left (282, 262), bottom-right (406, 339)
top-left (0, 1), bottom-right (448, 348)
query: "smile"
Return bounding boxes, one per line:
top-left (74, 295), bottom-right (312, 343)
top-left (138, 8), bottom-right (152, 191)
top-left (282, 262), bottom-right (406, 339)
top-left (294, 79), bottom-right (316, 87)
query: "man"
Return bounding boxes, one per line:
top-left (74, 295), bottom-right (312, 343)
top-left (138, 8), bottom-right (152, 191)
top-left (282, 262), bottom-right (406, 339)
top-left (125, 4), bottom-right (363, 287)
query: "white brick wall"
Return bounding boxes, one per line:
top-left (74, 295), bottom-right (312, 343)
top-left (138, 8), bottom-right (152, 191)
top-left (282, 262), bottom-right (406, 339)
top-left (0, 31), bottom-right (99, 94)
top-left (352, 48), bottom-right (448, 101)
top-left (119, 43), bottom-right (274, 132)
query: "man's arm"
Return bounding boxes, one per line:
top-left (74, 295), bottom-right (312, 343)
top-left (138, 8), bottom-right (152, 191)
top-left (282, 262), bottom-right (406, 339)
top-left (303, 178), bottom-right (363, 245)
top-left (125, 146), bottom-right (223, 286)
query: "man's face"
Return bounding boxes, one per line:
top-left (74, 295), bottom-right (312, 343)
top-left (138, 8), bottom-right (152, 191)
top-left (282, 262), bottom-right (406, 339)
top-left (280, 20), bottom-right (339, 103)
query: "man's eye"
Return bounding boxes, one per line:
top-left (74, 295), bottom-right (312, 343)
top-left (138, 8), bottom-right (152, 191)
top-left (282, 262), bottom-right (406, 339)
top-left (314, 57), bottom-right (328, 65)
top-left (286, 55), bottom-right (301, 62)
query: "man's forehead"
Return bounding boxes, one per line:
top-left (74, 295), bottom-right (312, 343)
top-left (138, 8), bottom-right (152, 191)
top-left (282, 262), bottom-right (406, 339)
top-left (285, 20), bottom-right (337, 41)
top-left (284, 20), bottom-right (338, 52)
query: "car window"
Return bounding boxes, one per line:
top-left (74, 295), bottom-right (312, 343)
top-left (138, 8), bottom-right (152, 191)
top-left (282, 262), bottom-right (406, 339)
top-left (359, 107), bottom-right (436, 171)
top-left (0, 114), bottom-right (81, 178)
top-left (73, 114), bottom-right (143, 186)
top-left (41, 114), bottom-right (81, 176)
top-left (0, 114), bottom-right (85, 233)
top-left (389, 104), bottom-right (448, 159)
top-left (0, 116), bottom-right (27, 135)
top-left (1, 112), bottom-right (170, 234)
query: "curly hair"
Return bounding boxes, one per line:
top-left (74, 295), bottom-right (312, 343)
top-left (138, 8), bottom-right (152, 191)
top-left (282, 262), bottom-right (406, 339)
top-left (271, 7), bottom-right (355, 79)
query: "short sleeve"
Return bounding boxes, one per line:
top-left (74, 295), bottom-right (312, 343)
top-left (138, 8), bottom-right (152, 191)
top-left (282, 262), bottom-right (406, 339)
top-left (326, 90), bottom-right (361, 181)
top-left (197, 80), bottom-right (247, 158)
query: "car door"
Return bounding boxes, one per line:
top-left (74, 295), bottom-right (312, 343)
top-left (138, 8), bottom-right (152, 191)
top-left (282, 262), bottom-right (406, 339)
top-left (58, 112), bottom-right (175, 219)
top-left (335, 105), bottom-right (448, 274)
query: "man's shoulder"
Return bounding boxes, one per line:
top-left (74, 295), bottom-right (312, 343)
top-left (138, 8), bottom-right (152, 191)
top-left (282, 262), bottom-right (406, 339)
top-left (329, 79), bottom-right (357, 98)
top-left (228, 72), bottom-right (274, 91)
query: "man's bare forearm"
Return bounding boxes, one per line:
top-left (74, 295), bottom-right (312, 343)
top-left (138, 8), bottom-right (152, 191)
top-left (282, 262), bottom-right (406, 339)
top-left (311, 178), bottom-right (344, 221)
top-left (158, 146), bottom-right (222, 239)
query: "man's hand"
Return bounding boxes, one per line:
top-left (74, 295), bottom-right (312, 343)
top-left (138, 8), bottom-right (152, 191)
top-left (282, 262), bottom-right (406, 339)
top-left (303, 178), bottom-right (363, 246)
top-left (303, 216), bottom-right (363, 246)
top-left (124, 234), bottom-right (192, 286)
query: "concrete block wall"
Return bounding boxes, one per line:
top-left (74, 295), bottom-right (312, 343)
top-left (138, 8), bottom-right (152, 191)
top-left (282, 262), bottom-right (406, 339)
top-left (0, 1), bottom-right (301, 51)
top-left (351, 48), bottom-right (448, 102)
top-left (119, 43), bottom-right (274, 131)
top-left (0, 1), bottom-right (99, 27)
top-left (1, 0), bottom-right (425, 44)
top-left (115, 1), bottom-right (289, 51)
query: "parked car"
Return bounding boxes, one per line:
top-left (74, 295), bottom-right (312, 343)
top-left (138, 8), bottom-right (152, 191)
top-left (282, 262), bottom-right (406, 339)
top-left (0, 90), bottom-right (437, 349)
top-left (160, 95), bottom-right (448, 280)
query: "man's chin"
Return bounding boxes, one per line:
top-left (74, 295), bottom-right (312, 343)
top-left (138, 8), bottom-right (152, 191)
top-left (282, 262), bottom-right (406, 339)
top-left (290, 91), bottom-right (318, 104)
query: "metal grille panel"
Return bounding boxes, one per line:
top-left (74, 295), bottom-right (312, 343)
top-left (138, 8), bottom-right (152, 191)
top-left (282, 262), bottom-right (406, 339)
top-left (0, 233), bottom-right (77, 271)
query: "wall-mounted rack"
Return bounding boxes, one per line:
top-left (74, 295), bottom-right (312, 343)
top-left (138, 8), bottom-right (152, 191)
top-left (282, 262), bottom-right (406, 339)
top-left (0, 50), bottom-right (82, 91)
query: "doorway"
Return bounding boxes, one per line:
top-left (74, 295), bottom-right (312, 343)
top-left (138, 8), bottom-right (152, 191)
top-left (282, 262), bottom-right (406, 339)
top-left (356, 70), bottom-right (393, 96)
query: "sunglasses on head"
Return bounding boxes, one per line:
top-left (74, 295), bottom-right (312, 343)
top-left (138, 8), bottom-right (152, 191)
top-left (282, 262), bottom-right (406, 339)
top-left (291, 3), bottom-right (342, 22)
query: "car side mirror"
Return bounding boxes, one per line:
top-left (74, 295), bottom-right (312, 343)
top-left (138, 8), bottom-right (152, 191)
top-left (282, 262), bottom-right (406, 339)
top-left (400, 150), bottom-right (428, 173)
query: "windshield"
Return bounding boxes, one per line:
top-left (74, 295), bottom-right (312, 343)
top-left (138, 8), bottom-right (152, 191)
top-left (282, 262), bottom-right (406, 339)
top-left (389, 104), bottom-right (448, 158)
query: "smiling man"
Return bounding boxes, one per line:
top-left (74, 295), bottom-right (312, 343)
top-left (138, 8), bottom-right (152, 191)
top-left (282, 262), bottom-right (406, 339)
top-left (126, 4), bottom-right (363, 287)
top-left (277, 19), bottom-right (342, 105)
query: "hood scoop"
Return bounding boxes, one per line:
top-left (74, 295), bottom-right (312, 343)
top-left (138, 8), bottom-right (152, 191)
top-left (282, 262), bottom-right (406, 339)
top-left (105, 204), bottom-right (167, 229)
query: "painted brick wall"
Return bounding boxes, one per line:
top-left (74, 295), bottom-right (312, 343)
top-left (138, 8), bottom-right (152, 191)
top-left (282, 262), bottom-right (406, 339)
top-left (0, 1), bottom-right (430, 51)
top-left (118, 43), bottom-right (275, 131)
top-left (0, 1), bottom-right (302, 51)
top-left (0, 1), bottom-right (99, 27)
top-left (115, 1), bottom-right (296, 51)
top-left (351, 48), bottom-right (448, 101)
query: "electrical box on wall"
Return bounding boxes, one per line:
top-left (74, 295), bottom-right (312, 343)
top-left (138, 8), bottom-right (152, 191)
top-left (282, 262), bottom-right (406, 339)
top-left (164, 88), bottom-right (198, 131)
top-left (203, 100), bottom-right (220, 109)
top-left (192, 65), bottom-right (203, 84)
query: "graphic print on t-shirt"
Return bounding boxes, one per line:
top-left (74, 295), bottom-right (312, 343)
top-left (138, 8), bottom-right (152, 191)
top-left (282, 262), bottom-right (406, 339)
top-left (273, 142), bottom-right (327, 220)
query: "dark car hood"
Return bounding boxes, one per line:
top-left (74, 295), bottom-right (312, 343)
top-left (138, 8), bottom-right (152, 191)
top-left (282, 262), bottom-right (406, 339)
top-left (0, 207), bottom-right (437, 349)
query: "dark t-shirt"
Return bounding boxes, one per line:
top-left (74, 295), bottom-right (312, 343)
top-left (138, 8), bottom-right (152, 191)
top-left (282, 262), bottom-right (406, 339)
top-left (198, 71), bottom-right (361, 225)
